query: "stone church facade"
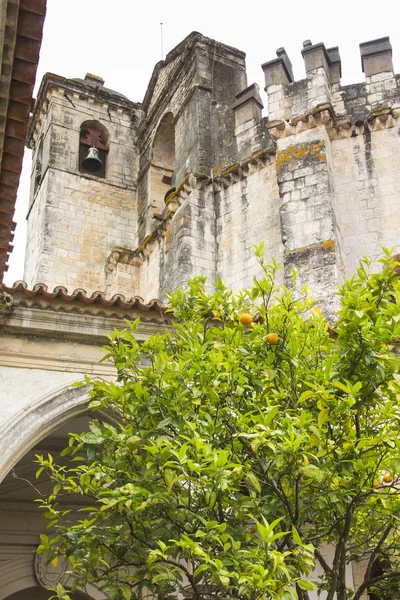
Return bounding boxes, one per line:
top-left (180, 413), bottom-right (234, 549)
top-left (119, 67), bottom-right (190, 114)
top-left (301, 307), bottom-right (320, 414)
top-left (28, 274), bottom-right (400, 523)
top-left (1, 30), bottom-right (400, 599)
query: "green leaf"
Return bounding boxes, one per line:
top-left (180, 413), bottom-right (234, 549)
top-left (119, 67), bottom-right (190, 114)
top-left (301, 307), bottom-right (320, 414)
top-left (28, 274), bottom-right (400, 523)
top-left (246, 472), bottom-right (261, 493)
top-left (301, 464), bottom-right (325, 482)
top-left (297, 580), bottom-right (315, 591)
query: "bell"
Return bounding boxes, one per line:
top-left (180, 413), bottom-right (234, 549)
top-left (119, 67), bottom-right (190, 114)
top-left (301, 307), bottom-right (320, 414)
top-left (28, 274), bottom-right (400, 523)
top-left (82, 147), bottom-right (103, 173)
top-left (163, 171), bottom-right (177, 202)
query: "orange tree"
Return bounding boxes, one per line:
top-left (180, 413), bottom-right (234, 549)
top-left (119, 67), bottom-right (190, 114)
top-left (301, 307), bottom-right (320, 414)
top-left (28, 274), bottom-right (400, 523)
top-left (37, 247), bottom-right (400, 600)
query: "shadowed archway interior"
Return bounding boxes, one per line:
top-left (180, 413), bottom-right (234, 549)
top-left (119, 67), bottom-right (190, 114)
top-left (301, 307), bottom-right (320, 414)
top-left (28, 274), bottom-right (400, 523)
top-left (5, 587), bottom-right (91, 600)
top-left (0, 414), bottom-right (106, 600)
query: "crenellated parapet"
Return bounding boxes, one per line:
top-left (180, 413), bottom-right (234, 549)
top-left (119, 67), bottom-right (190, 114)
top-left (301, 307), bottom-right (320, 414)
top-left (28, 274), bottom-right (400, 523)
top-left (256, 36), bottom-right (400, 316)
top-left (262, 36), bottom-right (400, 132)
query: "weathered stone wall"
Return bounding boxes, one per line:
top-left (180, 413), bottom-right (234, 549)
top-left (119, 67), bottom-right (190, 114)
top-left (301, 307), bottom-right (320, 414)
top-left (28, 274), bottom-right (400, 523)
top-left (24, 76), bottom-right (139, 295)
top-left (215, 156), bottom-right (283, 293)
top-left (136, 34), bottom-right (246, 245)
top-left (22, 33), bottom-right (400, 317)
top-left (0, 293), bottom-right (165, 481)
top-left (25, 167), bottom-right (137, 295)
top-left (261, 36), bottom-right (400, 314)
top-left (333, 124), bottom-right (400, 276)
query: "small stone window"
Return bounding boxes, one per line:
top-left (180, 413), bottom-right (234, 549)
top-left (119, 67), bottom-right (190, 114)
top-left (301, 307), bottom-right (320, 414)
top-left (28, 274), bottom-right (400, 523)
top-left (33, 137), bottom-right (44, 195)
top-left (79, 120), bottom-right (109, 178)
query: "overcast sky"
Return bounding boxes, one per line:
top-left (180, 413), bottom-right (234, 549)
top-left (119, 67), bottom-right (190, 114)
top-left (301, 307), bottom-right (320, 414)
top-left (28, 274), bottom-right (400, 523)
top-left (4, 0), bottom-right (400, 286)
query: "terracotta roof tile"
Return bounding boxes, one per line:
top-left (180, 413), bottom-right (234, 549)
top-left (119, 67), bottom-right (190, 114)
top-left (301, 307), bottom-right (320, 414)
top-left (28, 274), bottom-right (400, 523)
top-left (1, 280), bottom-right (165, 314)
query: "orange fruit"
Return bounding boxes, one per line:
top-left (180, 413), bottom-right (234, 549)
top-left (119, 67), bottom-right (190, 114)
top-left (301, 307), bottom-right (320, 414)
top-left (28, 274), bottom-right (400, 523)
top-left (239, 313), bottom-right (253, 326)
top-left (383, 474), bottom-right (393, 483)
top-left (373, 480), bottom-right (380, 488)
top-left (266, 332), bottom-right (279, 345)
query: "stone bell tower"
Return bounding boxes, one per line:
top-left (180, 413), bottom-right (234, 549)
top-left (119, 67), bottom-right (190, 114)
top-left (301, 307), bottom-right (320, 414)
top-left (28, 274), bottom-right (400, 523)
top-left (24, 73), bottom-right (142, 295)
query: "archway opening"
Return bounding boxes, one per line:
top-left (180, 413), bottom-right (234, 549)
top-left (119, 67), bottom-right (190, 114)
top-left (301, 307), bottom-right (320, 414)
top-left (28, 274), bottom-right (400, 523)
top-left (150, 112), bottom-right (175, 216)
top-left (0, 413), bottom-right (105, 600)
top-left (4, 587), bottom-right (91, 600)
top-left (79, 120), bottom-right (110, 178)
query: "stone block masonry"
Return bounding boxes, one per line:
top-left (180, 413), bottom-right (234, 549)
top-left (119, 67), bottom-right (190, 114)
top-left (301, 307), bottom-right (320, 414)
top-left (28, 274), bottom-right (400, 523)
top-left (274, 129), bottom-right (340, 319)
top-left (21, 32), bottom-right (400, 317)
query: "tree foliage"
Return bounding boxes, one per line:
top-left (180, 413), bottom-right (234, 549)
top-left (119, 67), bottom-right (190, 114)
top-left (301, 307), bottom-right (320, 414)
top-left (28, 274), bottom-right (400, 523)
top-left (37, 247), bottom-right (400, 600)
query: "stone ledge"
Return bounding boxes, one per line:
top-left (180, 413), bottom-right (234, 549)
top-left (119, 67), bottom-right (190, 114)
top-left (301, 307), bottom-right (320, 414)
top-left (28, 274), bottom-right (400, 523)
top-left (0, 304), bottom-right (165, 341)
top-left (106, 172), bottom-right (210, 272)
top-left (266, 102), bottom-right (400, 141)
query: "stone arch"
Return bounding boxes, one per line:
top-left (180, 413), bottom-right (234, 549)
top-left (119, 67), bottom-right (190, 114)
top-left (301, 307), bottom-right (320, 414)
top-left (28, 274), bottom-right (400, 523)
top-left (0, 526), bottom-right (106, 600)
top-left (0, 560), bottom-right (105, 600)
top-left (3, 588), bottom-right (98, 600)
top-left (79, 120), bottom-right (110, 178)
top-left (152, 112), bottom-right (175, 170)
top-left (150, 112), bottom-right (176, 215)
top-left (0, 383), bottom-right (113, 600)
top-left (0, 383), bottom-right (91, 483)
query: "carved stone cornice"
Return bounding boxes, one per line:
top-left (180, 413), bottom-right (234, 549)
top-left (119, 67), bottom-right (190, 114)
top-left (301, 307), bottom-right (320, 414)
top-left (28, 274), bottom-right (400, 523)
top-left (266, 103), bottom-right (400, 141)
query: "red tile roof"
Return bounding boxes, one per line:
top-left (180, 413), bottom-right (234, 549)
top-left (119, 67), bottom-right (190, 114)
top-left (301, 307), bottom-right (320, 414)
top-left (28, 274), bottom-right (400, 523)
top-left (1, 280), bottom-right (165, 314)
top-left (0, 0), bottom-right (47, 279)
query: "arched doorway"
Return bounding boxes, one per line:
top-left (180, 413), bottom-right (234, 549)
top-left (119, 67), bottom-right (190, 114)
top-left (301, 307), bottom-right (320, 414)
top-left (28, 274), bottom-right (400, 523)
top-left (0, 395), bottom-right (107, 600)
top-left (0, 384), bottom-right (91, 483)
top-left (4, 587), bottom-right (93, 600)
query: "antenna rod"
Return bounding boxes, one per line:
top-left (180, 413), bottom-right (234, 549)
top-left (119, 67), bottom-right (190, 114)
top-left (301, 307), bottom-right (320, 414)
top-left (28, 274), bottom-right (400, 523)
top-left (160, 23), bottom-right (164, 60)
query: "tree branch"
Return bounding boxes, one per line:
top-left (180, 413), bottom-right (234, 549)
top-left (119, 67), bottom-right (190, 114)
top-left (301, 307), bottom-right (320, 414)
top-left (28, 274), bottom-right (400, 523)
top-left (314, 549), bottom-right (332, 575)
top-left (353, 570), bottom-right (400, 600)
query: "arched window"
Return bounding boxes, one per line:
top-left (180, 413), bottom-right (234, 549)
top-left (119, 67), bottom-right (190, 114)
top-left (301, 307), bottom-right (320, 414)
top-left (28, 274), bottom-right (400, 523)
top-left (150, 112), bottom-right (175, 215)
top-left (79, 120), bottom-right (109, 178)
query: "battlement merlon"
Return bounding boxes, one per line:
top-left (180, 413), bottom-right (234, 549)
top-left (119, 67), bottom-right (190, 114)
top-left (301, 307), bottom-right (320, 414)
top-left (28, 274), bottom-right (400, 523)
top-left (262, 36), bottom-right (400, 129)
top-left (360, 36), bottom-right (393, 77)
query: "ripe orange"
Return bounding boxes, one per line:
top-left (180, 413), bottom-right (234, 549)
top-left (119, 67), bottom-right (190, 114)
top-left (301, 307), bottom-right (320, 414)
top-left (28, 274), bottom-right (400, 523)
top-left (383, 474), bottom-right (393, 484)
top-left (266, 332), bottom-right (279, 345)
top-left (373, 480), bottom-right (380, 488)
top-left (239, 313), bottom-right (253, 326)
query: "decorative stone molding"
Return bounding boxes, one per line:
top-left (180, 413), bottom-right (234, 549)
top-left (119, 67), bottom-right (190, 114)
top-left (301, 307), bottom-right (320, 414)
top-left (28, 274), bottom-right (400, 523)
top-left (34, 552), bottom-right (70, 589)
top-left (0, 290), bottom-right (12, 311)
top-left (0, 384), bottom-right (91, 483)
top-left (266, 103), bottom-right (400, 141)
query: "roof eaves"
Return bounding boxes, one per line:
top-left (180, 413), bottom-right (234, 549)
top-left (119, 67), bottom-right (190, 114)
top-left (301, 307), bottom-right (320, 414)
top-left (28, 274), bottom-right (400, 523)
top-left (0, 0), bottom-right (47, 280)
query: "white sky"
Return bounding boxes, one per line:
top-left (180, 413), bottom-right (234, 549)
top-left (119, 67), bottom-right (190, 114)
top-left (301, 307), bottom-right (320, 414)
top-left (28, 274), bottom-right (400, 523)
top-left (4, 0), bottom-right (400, 286)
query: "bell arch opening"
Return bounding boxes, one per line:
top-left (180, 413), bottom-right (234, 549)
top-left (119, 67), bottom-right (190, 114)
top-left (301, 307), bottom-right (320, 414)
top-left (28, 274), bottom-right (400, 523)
top-left (79, 120), bottom-right (110, 178)
top-left (150, 112), bottom-right (176, 216)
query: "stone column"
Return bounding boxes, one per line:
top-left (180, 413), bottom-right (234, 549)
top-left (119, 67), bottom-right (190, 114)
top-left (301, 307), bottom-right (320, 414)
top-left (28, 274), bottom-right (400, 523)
top-left (233, 83), bottom-right (265, 160)
top-left (262, 47), bottom-right (294, 122)
top-left (301, 40), bottom-right (333, 111)
top-left (359, 37), bottom-right (396, 110)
